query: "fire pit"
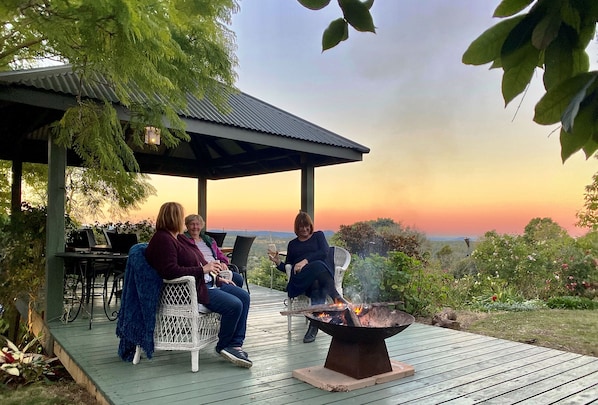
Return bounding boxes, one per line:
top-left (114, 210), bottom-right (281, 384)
top-left (284, 302), bottom-right (415, 391)
top-left (306, 305), bottom-right (414, 379)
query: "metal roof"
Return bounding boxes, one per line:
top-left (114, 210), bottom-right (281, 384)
top-left (0, 65), bottom-right (369, 179)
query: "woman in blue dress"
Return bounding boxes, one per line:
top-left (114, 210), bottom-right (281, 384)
top-left (269, 211), bottom-right (345, 343)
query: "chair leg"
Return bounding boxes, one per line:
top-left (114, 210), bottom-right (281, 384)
top-left (241, 268), bottom-right (250, 294)
top-left (191, 349), bottom-right (199, 372)
top-left (288, 315), bottom-right (292, 333)
top-left (133, 346), bottom-right (142, 365)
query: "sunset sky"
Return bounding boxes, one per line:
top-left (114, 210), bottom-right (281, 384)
top-left (132, 0), bottom-right (598, 238)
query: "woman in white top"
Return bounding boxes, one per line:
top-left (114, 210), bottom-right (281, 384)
top-left (184, 214), bottom-right (244, 288)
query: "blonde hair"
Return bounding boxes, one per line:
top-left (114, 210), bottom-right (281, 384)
top-left (185, 214), bottom-right (205, 227)
top-left (156, 202), bottom-right (185, 233)
top-left (294, 211), bottom-right (314, 236)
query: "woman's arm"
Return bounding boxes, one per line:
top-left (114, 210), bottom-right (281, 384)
top-left (146, 231), bottom-right (204, 281)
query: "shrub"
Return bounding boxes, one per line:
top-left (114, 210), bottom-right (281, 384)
top-left (248, 256), bottom-right (288, 291)
top-left (344, 252), bottom-right (455, 317)
top-left (546, 296), bottom-right (598, 310)
top-left (0, 335), bottom-right (60, 386)
top-left (0, 203), bottom-right (48, 316)
top-left (331, 218), bottom-right (426, 260)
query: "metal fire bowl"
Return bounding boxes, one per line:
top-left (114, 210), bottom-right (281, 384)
top-left (305, 306), bottom-right (415, 343)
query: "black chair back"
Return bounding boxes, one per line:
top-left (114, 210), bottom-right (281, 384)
top-left (205, 231), bottom-right (227, 247)
top-left (103, 229), bottom-right (116, 248)
top-left (71, 229), bottom-right (96, 248)
top-left (229, 235), bottom-right (256, 293)
top-left (108, 233), bottom-right (139, 254)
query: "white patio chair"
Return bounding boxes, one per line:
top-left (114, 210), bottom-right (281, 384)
top-left (285, 246), bottom-right (351, 332)
top-left (133, 270), bottom-right (232, 372)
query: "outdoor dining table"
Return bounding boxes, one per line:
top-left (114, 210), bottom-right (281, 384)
top-left (56, 250), bottom-right (128, 329)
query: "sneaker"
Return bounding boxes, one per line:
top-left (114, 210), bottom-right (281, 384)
top-left (220, 347), bottom-right (252, 368)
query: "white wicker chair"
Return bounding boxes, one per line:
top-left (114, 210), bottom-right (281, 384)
top-left (133, 270), bottom-right (232, 372)
top-left (285, 246), bottom-right (351, 332)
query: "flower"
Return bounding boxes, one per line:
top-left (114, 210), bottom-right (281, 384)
top-left (491, 295), bottom-right (497, 302)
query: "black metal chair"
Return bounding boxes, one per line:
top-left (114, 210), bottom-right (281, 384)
top-left (205, 231), bottom-right (227, 247)
top-left (227, 235), bottom-right (256, 293)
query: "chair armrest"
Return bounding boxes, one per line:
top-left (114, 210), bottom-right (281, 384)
top-left (161, 276), bottom-right (197, 307)
top-left (163, 275), bottom-right (196, 285)
top-left (285, 264), bottom-right (292, 280)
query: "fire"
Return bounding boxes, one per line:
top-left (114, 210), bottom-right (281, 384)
top-left (353, 305), bottom-right (363, 316)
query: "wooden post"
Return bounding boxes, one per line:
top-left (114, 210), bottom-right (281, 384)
top-left (45, 136), bottom-right (67, 325)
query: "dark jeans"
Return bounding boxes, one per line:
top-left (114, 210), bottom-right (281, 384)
top-left (231, 271), bottom-right (244, 288)
top-left (206, 283), bottom-right (250, 352)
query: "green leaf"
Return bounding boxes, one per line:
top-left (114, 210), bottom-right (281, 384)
top-left (462, 16), bottom-right (524, 66)
top-left (501, 43), bottom-right (539, 105)
top-left (560, 102), bottom-right (597, 162)
top-left (582, 137), bottom-right (598, 159)
top-left (543, 26), bottom-right (576, 90)
top-left (322, 18), bottom-right (349, 51)
top-left (531, 12), bottom-right (561, 50)
top-left (297, 0), bottom-right (331, 10)
top-left (339, 0), bottom-right (375, 33)
top-left (362, 0), bottom-right (374, 9)
top-left (535, 72), bottom-right (598, 125)
top-left (500, 15), bottom-right (537, 70)
top-left (494, 0), bottom-right (534, 17)
top-left (562, 77), bottom-right (597, 131)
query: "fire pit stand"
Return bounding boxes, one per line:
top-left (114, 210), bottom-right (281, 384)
top-left (291, 305), bottom-right (416, 392)
top-left (325, 337), bottom-right (393, 379)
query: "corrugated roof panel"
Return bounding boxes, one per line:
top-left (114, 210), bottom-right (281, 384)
top-left (0, 65), bottom-right (369, 153)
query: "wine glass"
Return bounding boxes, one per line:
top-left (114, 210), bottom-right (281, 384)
top-left (267, 243), bottom-right (277, 259)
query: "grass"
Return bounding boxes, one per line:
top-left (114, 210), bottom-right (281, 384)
top-left (461, 309), bottom-right (598, 357)
top-left (0, 380), bottom-right (95, 404)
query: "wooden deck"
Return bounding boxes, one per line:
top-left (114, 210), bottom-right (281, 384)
top-left (48, 284), bottom-right (598, 405)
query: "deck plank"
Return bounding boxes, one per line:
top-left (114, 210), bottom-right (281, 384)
top-left (48, 285), bottom-right (598, 405)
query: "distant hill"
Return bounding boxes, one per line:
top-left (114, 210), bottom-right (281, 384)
top-left (210, 230), bottom-right (335, 239)
top-left (214, 230), bottom-right (474, 242)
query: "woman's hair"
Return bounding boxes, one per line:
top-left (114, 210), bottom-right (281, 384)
top-left (294, 211), bottom-right (314, 236)
top-left (156, 202), bottom-right (185, 233)
top-left (184, 214), bottom-right (205, 227)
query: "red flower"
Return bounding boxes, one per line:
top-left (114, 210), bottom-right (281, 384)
top-left (1, 349), bottom-right (15, 363)
top-left (491, 295), bottom-right (497, 302)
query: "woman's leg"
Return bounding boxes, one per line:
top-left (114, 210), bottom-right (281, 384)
top-left (308, 280), bottom-right (326, 305)
top-left (231, 271), bottom-right (244, 288)
top-left (310, 266), bottom-right (343, 302)
top-left (206, 285), bottom-right (250, 351)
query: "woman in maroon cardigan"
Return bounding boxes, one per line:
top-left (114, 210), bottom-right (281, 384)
top-left (145, 202), bottom-right (252, 368)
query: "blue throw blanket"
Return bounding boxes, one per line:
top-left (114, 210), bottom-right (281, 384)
top-left (116, 243), bottom-right (163, 362)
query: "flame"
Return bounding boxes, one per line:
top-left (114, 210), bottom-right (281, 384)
top-left (353, 305), bottom-right (363, 316)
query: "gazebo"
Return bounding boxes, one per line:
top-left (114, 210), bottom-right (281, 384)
top-left (0, 65), bottom-right (369, 324)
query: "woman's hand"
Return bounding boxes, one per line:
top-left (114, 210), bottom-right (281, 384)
top-left (202, 261), bottom-right (223, 274)
top-left (268, 251), bottom-right (281, 266)
top-left (293, 259), bottom-right (308, 273)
